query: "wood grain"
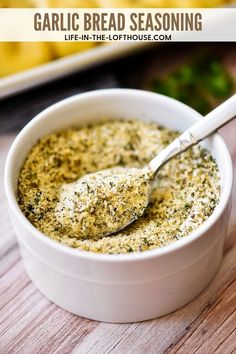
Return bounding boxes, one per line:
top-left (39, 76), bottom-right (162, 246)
top-left (0, 121), bottom-right (236, 354)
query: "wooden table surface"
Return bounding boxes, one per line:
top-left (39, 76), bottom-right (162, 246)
top-left (0, 43), bottom-right (236, 354)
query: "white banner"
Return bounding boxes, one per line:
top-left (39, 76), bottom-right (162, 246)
top-left (0, 8), bottom-right (235, 42)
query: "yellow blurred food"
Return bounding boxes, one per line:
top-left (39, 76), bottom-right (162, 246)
top-left (0, 0), bottom-right (35, 6)
top-left (0, 42), bottom-right (51, 77)
top-left (96, 0), bottom-right (233, 6)
top-left (138, 0), bottom-right (169, 6)
top-left (45, 0), bottom-right (97, 7)
top-left (96, 0), bottom-right (173, 6)
top-left (96, 0), bottom-right (137, 7)
top-left (50, 42), bottom-right (95, 57)
top-left (169, 0), bottom-right (226, 6)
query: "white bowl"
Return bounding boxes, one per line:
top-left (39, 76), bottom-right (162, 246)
top-left (4, 89), bottom-right (233, 323)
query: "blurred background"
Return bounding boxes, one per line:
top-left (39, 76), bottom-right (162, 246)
top-left (1, 4), bottom-right (236, 352)
top-left (0, 1), bottom-right (236, 135)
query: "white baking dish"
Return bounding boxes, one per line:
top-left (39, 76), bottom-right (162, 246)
top-left (0, 43), bottom-right (147, 99)
top-left (4, 89), bottom-right (233, 323)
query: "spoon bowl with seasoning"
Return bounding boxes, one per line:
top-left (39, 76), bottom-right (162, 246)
top-left (56, 94), bottom-right (236, 239)
top-left (5, 89), bottom-right (234, 322)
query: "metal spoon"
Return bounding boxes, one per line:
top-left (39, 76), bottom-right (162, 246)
top-left (57, 95), bottom-right (236, 239)
top-left (148, 94), bottom-right (236, 179)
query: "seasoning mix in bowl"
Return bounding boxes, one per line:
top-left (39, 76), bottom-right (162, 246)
top-left (5, 89), bottom-right (233, 322)
top-left (18, 119), bottom-right (220, 254)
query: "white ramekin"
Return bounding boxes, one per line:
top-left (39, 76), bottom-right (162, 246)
top-left (4, 89), bottom-right (233, 323)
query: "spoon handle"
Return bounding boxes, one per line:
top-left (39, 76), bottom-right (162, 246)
top-left (189, 94), bottom-right (236, 141)
top-left (148, 94), bottom-right (236, 175)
